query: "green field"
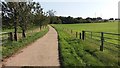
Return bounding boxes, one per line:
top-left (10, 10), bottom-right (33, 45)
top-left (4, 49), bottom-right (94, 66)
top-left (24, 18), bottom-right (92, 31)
top-left (52, 22), bottom-right (119, 67)
top-left (54, 22), bottom-right (118, 33)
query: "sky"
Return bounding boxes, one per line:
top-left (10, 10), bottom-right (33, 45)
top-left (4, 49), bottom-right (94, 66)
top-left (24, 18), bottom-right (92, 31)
top-left (1, 0), bottom-right (119, 19)
top-left (32, 0), bottom-right (119, 19)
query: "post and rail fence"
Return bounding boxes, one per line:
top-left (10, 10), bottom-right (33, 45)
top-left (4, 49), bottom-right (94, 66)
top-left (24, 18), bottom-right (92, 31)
top-left (82, 31), bottom-right (120, 51)
top-left (0, 26), bottom-right (48, 45)
top-left (0, 32), bottom-right (13, 45)
top-left (62, 27), bottom-right (119, 52)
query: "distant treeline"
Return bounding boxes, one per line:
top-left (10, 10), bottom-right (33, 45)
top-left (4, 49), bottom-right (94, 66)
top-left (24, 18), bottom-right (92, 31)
top-left (51, 16), bottom-right (119, 24)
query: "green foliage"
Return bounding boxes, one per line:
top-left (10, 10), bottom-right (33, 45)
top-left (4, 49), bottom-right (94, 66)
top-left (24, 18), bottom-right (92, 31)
top-left (58, 16), bottom-right (109, 24)
top-left (2, 1), bottom-right (50, 40)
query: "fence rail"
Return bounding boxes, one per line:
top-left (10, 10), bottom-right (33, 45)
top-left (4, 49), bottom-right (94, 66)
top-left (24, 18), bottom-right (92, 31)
top-left (0, 26), bottom-right (48, 46)
top-left (61, 27), bottom-right (119, 52)
top-left (0, 32), bottom-right (13, 45)
top-left (83, 31), bottom-right (119, 51)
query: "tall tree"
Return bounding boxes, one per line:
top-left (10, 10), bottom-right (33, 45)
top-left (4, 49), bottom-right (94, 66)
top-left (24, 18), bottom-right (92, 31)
top-left (18, 2), bottom-right (33, 38)
top-left (6, 2), bottom-right (20, 41)
top-left (47, 10), bottom-right (56, 24)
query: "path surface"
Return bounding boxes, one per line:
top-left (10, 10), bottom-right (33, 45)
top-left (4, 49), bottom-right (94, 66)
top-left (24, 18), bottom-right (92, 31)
top-left (3, 25), bottom-right (60, 67)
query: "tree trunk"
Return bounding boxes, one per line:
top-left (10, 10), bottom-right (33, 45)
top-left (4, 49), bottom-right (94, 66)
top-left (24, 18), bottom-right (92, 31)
top-left (14, 15), bottom-right (18, 41)
top-left (40, 25), bottom-right (42, 30)
top-left (14, 21), bottom-right (17, 41)
top-left (22, 29), bottom-right (26, 38)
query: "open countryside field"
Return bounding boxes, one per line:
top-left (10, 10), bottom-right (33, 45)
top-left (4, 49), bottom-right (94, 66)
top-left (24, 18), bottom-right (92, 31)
top-left (55, 22), bottom-right (118, 33)
top-left (52, 22), bottom-right (119, 67)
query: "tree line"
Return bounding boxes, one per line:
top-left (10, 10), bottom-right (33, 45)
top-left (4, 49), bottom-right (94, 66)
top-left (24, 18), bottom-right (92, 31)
top-left (2, 1), bottom-right (57, 41)
top-left (49, 15), bottom-right (119, 24)
top-left (57, 16), bottom-right (118, 24)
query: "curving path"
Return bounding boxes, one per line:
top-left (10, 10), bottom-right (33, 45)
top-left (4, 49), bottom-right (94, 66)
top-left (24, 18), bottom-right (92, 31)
top-left (2, 25), bottom-right (60, 67)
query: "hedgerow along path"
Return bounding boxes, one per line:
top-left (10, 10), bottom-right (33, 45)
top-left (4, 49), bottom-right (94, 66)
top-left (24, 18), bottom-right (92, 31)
top-left (2, 25), bottom-right (60, 66)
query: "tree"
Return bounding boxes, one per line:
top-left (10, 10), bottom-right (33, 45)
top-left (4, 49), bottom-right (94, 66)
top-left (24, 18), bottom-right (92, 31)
top-left (76, 17), bottom-right (83, 20)
top-left (47, 10), bottom-right (56, 24)
top-left (2, 2), bottom-right (14, 29)
top-left (2, 1), bottom-right (51, 41)
top-left (18, 2), bottom-right (30, 38)
top-left (109, 18), bottom-right (114, 20)
top-left (85, 17), bottom-right (92, 23)
top-left (5, 2), bottom-right (20, 41)
top-left (34, 2), bottom-right (44, 30)
top-left (97, 17), bottom-right (102, 20)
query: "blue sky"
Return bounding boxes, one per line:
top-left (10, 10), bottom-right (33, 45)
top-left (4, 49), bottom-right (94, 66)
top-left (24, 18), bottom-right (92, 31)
top-left (33, 0), bottom-right (119, 19)
top-left (3, 0), bottom-right (119, 19)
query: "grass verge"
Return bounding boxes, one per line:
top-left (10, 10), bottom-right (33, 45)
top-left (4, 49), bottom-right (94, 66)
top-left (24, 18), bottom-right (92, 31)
top-left (52, 24), bottom-right (119, 67)
top-left (2, 26), bottom-right (49, 59)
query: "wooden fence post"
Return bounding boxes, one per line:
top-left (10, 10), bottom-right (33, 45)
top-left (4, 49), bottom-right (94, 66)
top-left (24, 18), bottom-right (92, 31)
top-left (76, 32), bottom-right (78, 38)
top-left (100, 32), bottom-right (104, 51)
top-left (8, 32), bottom-right (13, 41)
top-left (82, 31), bottom-right (85, 40)
top-left (79, 33), bottom-right (81, 39)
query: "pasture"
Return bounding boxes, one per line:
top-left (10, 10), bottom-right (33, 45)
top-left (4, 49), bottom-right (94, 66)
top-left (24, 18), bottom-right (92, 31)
top-left (52, 22), bottom-right (119, 67)
top-left (55, 22), bottom-right (118, 33)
